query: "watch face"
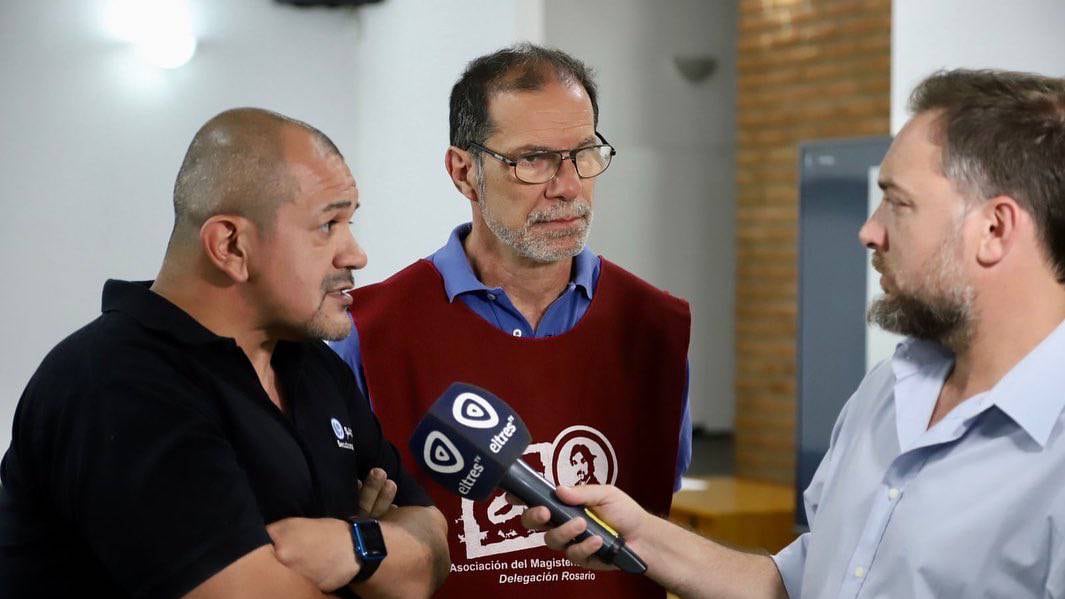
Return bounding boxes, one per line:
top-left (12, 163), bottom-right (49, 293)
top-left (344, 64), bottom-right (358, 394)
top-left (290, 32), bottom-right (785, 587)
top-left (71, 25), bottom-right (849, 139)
top-left (355, 520), bottom-right (387, 560)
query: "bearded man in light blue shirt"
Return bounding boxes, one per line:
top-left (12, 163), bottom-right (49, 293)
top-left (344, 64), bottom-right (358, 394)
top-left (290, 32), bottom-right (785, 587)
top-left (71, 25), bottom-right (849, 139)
top-left (523, 68), bottom-right (1065, 598)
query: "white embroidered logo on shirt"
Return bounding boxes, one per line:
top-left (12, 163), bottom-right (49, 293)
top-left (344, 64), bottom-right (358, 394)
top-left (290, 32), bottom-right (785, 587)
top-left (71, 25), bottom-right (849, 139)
top-left (330, 417), bottom-right (355, 451)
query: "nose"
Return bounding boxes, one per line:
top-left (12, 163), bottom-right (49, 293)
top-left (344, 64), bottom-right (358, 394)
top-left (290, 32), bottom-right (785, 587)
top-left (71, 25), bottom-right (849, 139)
top-left (858, 216), bottom-right (886, 251)
top-left (858, 200), bottom-right (890, 250)
top-left (545, 155), bottom-right (582, 202)
top-left (336, 229), bottom-right (368, 272)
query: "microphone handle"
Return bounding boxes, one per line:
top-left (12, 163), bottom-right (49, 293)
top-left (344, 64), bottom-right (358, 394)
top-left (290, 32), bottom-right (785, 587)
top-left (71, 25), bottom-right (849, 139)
top-left (501, 460), bottom-right (647, 574)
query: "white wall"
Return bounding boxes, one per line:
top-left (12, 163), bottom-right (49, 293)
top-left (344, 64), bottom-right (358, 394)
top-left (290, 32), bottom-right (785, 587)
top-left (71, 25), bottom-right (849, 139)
top-left (0, 0), bottom-right (536, 453)
top-left (345, 1), bottom-right (543, 282)
top-left (892, 0), bottom-right (1065, 133)
top-left (544, 0), bottom-right (738, 431)
top-left (866, 0), bottom-right (1065, 367)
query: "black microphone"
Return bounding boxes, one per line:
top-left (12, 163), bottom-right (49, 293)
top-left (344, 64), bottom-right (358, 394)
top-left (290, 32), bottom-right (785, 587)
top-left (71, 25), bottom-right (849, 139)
top-left (409, 382), bottom-right (647, 574)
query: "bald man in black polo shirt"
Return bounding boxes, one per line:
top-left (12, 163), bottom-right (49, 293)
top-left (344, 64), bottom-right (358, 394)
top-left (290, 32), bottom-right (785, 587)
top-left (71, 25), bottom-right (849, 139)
top-left (0, 109), bottom-right (449, 598)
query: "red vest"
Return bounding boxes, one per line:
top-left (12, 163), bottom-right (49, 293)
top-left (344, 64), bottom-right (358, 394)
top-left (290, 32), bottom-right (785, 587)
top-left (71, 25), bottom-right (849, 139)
top-left (353, 258), bottom-right (689, 598)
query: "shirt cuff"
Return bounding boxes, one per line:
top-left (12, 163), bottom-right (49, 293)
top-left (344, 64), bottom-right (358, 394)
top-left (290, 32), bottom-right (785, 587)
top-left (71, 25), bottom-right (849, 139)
top-left (772, 532), bottom-right (808, 599)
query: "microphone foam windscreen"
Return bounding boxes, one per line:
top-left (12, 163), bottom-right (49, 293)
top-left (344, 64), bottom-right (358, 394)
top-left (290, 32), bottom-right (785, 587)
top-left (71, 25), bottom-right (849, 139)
top-left (409, 382), bottom-right (531, 501)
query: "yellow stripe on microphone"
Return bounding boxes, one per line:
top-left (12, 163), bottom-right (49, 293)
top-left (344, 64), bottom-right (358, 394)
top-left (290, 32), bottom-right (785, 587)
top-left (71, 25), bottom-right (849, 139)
top-left (583, 508), bottom-right (618, 537)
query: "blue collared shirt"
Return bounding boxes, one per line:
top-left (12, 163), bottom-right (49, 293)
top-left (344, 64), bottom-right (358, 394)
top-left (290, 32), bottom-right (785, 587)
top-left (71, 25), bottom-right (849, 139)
top-left (330, 223), bottom-right (692, 489)
top-left (773, 321), bottom-right (1065, 598)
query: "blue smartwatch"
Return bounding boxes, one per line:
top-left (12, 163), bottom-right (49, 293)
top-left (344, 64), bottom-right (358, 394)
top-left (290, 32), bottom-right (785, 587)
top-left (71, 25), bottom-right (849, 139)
top-left (349, 518), bottom-right (387, 583)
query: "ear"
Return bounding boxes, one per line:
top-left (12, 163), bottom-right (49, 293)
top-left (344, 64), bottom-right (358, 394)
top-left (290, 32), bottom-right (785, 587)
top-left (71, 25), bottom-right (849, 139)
top-left (200, 215), bottom-right (254, 283)
top-left (445, 146), bottom-right (480, 203)
top-left (975, 196), bottom-right (1020, 267)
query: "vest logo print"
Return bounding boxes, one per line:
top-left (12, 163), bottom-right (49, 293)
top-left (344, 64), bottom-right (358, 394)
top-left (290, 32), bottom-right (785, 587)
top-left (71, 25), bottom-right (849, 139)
top-left (456, 424), bottom-right (617, 560)
top-left (330, 417), bottom-right (355, 451)
top-left (424, 431), bottom-right (465, 474)
top-left (452, 392), bottom-right (499, 429)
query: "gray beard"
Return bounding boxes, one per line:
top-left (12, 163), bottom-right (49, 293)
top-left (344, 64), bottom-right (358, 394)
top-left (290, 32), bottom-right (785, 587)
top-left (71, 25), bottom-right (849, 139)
top-left (301, 306), bottom-right (352, 341)
top-left (867, 290), bottom-right (972, 351)
top-left (867, 231), bottom-right (975, 351)
top-left (300, 274), bottom-right (354, 341)
top-left (477, 181), bottom-right (593, 263)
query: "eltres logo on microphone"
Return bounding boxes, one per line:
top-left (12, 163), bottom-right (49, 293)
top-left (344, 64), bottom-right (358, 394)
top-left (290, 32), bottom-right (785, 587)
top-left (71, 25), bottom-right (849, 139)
top-left (423, 431), bottom-right (465, 474)
top-left (453, 391), bottom-right (518, 454)
top-left (422, 430), bottom-right (486, 496)
top-left (452, 392), bottom-right (499, 429)
top-left (409, 382), bottom-right (532, 502)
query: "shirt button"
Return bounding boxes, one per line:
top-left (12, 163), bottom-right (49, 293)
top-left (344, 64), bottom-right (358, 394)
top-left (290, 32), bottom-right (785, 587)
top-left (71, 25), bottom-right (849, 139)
top-left (888, 488), bottom-right (901, 500)
top-left (854, 566), bottom-right (866, 578)
top-left (512, 329), bottom-right (523, 337)
top-left (486, 293), bottom-right (496, 301)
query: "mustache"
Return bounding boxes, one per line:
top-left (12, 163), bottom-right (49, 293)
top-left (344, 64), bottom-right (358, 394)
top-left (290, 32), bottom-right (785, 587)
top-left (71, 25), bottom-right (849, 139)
top-left (322, 273), bottom-right (354, 292)
top-left (527, 201), bottom-right (592, 225)
top-left (871, 252), bottom-right (887, 275)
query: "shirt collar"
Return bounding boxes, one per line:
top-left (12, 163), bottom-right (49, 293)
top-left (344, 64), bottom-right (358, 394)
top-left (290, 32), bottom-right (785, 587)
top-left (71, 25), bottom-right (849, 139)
top-left (102, 279), bottom-right (222, 346)
top-left (890, 338), bottom-right (953, 382)
top-left (890, 338), bottom-right (955, 452)
top-left (429, 223), bottom-right (597, 302)
top-left (985, 318), bottom-right (1065, 448)
top-left (103, 279), bottom-right (311, 380)
top-left (891, 320), bottom-right (1065, 449)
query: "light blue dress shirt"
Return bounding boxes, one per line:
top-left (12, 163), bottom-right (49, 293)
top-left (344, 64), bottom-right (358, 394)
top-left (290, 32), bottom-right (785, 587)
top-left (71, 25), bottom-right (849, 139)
top-left (329, 224), bottom-right (693, 489)
top-left (773, 321), bottom-right (1065, 598)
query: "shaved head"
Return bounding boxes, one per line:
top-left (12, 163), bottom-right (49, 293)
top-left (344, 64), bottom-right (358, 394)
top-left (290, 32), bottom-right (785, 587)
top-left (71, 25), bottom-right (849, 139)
top-left (170, 107), bottom-right (342, 244)
top-left (151, 107), bottom-right (364, 346)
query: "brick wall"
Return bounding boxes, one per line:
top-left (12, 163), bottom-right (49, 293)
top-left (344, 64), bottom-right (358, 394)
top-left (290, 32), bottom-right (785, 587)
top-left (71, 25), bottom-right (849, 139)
top-left (734, 0), bottom-right (891, 484)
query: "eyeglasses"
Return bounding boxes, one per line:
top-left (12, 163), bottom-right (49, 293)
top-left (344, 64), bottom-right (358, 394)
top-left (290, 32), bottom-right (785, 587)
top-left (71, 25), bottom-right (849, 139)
top-left (467, 132), bottom-right (617, 184)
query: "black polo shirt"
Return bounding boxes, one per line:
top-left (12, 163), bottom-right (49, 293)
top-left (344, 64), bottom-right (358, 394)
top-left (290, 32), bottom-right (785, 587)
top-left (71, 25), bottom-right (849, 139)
top-left (0, 280), bottom-right (431, 598)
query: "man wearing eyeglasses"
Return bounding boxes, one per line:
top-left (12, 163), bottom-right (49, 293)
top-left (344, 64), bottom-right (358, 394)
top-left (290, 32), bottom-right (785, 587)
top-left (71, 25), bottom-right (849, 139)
top-left (328, 44), bottom-right (691, 598)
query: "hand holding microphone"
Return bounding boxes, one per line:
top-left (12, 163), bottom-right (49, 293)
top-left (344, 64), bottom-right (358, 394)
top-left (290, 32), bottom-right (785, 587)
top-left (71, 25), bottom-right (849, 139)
top-left (408, 382), bottom-right (648, 575)
top-left (519, 483), bottom-right (656, 572)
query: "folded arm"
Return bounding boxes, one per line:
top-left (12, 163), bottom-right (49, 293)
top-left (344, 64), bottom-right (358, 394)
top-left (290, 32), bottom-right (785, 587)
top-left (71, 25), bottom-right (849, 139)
top-left (265, 505), bottom-right (449, 599)
top-left (357, 505), bottom-right (450, 598)
top-left (184, 546), bottom-right (332, 599)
